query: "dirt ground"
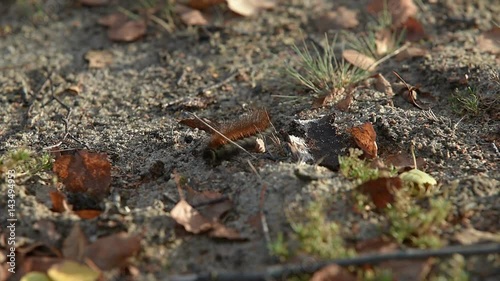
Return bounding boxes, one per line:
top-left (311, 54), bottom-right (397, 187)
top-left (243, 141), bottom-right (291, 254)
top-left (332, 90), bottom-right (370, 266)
top-left (0, 0), bottom-right (499, 280)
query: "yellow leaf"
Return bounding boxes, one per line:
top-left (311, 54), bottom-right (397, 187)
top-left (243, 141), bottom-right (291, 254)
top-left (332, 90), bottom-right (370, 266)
top-left (47, 260), bottom-right (99, 281)
top-left (399, 169), bottom-right (437, 186)
top-left (20, 272), bottom-right (51, 281)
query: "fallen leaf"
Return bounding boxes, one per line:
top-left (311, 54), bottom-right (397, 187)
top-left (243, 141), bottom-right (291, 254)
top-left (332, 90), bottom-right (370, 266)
top-left (73, 210), bottom-right (102, 219)
top-left (188, 0), bottom-right (225, 10)
top-left (20, 272), bottom-right (51, 281)
top-left (395, 45), bottom-right (427, 61)
top-left (349, 122), bottom-right (378, 158)
top-left (373, 73), bottom-right (394, 97)
top-left (209, 222), bottom-right (246, 240)
top-left (97, 12), bottom-right (128, 27)
top-left (342, 49), bottom-right (376, 71)
top-left (185, 186), bottom-right (233, 221)
top-left (400, 17), bottom-right (426, 42)
top-left (170, 200), bottom-right (213, 234)
top-left (53, 150), bottom-right (112, 198)
top-left (335, 91), bottom-right (354, 111)
top-left (227, 0), bottom-right (275, 17)
top-left (399, 169), bottom-right (436, 187)
top-left (310, 264), bottom-right (357, 281)
top-left (84, 50), bottom-right (113, 69)
top-left (107, 20), bottom-right (147, 42)
top-left (79, 0), bottom-right (108, 6)
top-left (64, 83), bottom-right (83, 95)
top-left (84, 232), bottom-right (141, 271)
top-left (50, 191), bottom-right (71, 213)
top-left (477, 26), bottom-right (500, 54)
top-left (366, 0), bottom-right (418, 25)
top-left (47, 260), bottom-right (99, 281)
top-left (315, 6), bottom-right (359, 32)
top-left (63, 224), bottom-right (89, 262)
top-left (175, 4), bottom-right (209, 26)
top-left (358, 177), bottom-right (403, 209)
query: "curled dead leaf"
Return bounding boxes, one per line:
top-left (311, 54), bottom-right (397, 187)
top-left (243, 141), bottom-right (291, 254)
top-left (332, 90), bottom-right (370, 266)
top-left (171, 200), bottom-right (213, 234)
top-left (52, 150), bottom-right (111, 198)
top-left (358, 177), bottom-right (403, 209)
top-left (349, 122), bottom-right (378, 158)
top-left (477, 26), bottom-right (500, 54)
top-left (342, 49), bottom-right (376, 71)
top-left (107, 20), bottom-right (147, 42)
top-left (373, 73), bottom-right (394, 97)
top-left (84, 232), bottom-right (141, 271)
top-left (227, 0), bottom-right (275, 17)
top-left (175, 4), bottom-right (209, 26)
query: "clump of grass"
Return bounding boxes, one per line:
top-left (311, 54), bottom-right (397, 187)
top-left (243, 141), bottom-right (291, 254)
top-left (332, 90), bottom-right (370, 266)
top-left (0, 148), bottom-right (52, 177)
top-left (339, 148), bottom-right (381, 183)
top-left (386, 191), bottom-right (451, 248)
top-left (268, 232), bottom-right (290, 262)
top-left (451, 86), bottom-right (480, 116)
top-left (286, 201), bottom-right (356, 259)
top-left (287, 35), bottom-right (368, 95)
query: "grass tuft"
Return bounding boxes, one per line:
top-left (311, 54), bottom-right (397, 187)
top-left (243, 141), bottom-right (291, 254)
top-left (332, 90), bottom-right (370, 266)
top-left (450, 86), bottom-right (480, 116)
top-left (287, 35), bottom-right (368, 94)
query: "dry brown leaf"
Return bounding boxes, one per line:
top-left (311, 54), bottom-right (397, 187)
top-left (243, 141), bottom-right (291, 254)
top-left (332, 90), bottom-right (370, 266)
top-left (79, 0), bottom-right (109, 6)
top-left (395, 45), bottom-right (427, 61)
top-left (373, 73), bottom-right (394, 97)
top-left (349, 122), bottom-right (378, 158)
top-left (108, 20), bottom-right (147, 42)
top-left (84, 232), bottom-right (141, 271)
top-left (73, 209), bottom-right (102, 219)
top-left (342, 49), bottom-right (376, 71)
top-left (84, 50), bottom-right (113, 69)
top-left (310, 264), bottom-right (357, 281)
top-left (366, 0), bottom-right (417, 25)
top-left (335, 91), bottom-right (353, 112)
top-left (62, 224), bottom-right (89, 262)
top-left (209, 222), bottom-right (246, 240)
top-left (170, 200), bottom-right (213, 234)
top-left (227, 0), bottom-right (275, 17)
top-left (400, 17), bottom-right (427, 42)
top-left (188, 0), bottom-right (225, 10)
top-left (175, 4), bottom-right (209, 26)
top-left (358, 177), bottom-right (403, 209)
top-left (97, 12), bottom-right (128, 27)
top-left (315, 6), bottom-right (359, 32)
top-left (64, 83), bottom-right (83, 95)
top-left (52, 150), bottom-right (112, 198)
top-left (50, 190), bottom-right (71, 213)
top-left (477, 26), bottom-right (500, 54)
top-left (185, 186), bottom-right (233, 221)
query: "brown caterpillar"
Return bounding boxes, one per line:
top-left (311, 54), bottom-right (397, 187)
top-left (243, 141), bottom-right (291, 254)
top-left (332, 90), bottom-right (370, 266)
top-left (204, 109), bottom-right (272, 163)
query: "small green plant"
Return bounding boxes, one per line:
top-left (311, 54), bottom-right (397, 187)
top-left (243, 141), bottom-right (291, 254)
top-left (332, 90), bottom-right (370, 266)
top-left (339, 148), bottom-right (381, 183)
top-left (0, 148), bottom-right (52, 177)
top-left (287, 201), bottom-right (356, 259)
top-left (268, 232), bottom-right (290, 262)
top-left (287, 35), bottom-right (368, 94)
top-left (430, 254), bottom-right (469, 281)
top-left (386, 192), bottom-right (451, 248)
top-left (451, 86), bottom-right (480, 116)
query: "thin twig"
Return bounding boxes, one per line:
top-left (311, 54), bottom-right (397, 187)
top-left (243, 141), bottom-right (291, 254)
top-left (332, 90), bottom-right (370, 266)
top-left (370, 42), bottom-right (410, 69)
top-left (169, 243), bottom-right (500, 281)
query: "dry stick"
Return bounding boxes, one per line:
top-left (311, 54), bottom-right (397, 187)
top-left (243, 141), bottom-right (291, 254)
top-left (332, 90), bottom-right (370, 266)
top-left (370, 42), bottom-right (410, 70)
top-left (169, 242), bottom-right (500, 281)
top-left (191, 113), bottom-right (257, 159)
